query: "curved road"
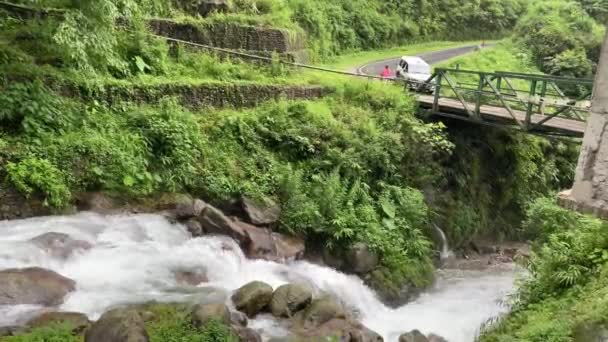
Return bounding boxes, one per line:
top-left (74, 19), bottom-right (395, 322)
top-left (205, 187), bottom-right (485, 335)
top-left (357, 44), bottom-right (489, 77)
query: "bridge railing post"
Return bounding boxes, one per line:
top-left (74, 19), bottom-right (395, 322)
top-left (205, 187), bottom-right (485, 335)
top-left (433, 71), bottom-right (442, 113)
top-left (525, 80), bottom-right (537, 130)
top-left (475, 73), bottom-right (485, 118)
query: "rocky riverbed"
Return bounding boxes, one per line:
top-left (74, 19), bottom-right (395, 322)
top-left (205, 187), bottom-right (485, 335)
top-left (0, 196), bottom-right (522, 341)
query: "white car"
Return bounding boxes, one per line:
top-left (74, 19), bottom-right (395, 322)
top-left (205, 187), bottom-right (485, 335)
top-left (395, 56), bottom-right (435, 93)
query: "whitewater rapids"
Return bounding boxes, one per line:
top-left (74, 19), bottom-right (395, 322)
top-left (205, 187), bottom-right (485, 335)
top-left (0, 213), bottom-right (518, 341)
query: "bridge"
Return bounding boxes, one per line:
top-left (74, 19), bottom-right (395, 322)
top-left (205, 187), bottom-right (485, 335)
top-left (411, 68), bottom-right (593, 138)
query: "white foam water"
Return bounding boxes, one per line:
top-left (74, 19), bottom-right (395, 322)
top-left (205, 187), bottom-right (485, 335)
top-left (0, 213), bottom-right (518, 341)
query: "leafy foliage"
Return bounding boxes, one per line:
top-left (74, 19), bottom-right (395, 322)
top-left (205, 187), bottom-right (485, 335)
top-left (514, 0), bottom-right (604, 78)
top-left (0, 324), bottom-right (78, 342)
top-left (7, 157), bottom-right (71, 207)
top-left (146, 305), bottom-right (237, 342)
top-left (479, 200), bottom-right (608, 342)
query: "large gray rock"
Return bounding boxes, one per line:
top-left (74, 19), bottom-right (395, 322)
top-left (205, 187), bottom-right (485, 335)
top-left (428, 334), bottom-right (448, 342)
top-left (236, 220), bottom-right (305, 262)
top-left (30, 232), bottom-right (92, 258)
top-left (292, 316), bottom-right (382, 342)
top-left (345, 243), bottom-right (379, 274)
top-left (191, 303), bottom-right (231, 328)
top-left (85, 308), bottom-right (149, 342)
top-left (292, 296), bottom-right (345, 329)
top-left (232, 281), bottom-right (273, 317)
top-left (27, 311), bottom-right (90, 333)
top-left (241, 196), bottom-right (281, 226)
top-left (270, 284), bottom-right (312, 318)
top-left (0, 267), bottom-right (76, 306)
top-left (233, 326), bottom-right (263, 342)
top-left (399, 330), bottom-right (428, 342)
top-left (199, 206), bottom-right (249, 244)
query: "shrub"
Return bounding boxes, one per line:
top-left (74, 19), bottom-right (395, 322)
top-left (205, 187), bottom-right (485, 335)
top-left (0, 324), bottom-right (77, 342)
top-left (6, 157), bottom-right (71, 208)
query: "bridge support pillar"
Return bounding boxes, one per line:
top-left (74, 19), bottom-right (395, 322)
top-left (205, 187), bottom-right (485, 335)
top-left (559, 31), bottom-right (608, 219)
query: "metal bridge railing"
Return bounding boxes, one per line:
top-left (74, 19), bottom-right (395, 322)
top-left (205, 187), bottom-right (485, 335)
top-left (428, 68), bottom-right (593, 133)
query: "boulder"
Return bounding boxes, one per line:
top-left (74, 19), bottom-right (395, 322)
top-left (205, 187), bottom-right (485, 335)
top-left (270, 284), bottom-right (313, 318)
top-left (84, 308), bottom-right (149, 342)
top-left (573, 322), bottom-right (608, 342)
top-left (428, 334), bottom-right (448, 342)
top-left (0, 267), bottom-right (76, 306)
top-left (237, 221), bottom-right (305, 262)
top-left (184, 218), bottom-right (204, 237)
top-left (27, 311), bottom-right (90, 333)
top-left (233, 326), bottom-right (263, 342)
top-left (230, 310), bottom-right (248, 327)
top-left (273, 233), bottom-right (305, 261)
top-left (76, 192), bottom-right (123, 213)
top-left (322, 248), bottom-right (345, 270)
top-left (191, 303), bottom-right (231, 328)
top-left (173, 267), bottom-right (208, 286)
top-left (399, 330), bottom-right (428, 342)
top-left (293, 296), bottom-right (345, 329)
top-left (172, 198), bottom-right (207, 221)
top-left (345, 243), bottom-right (378, 274)
top-left (232, 281), bottom-right (273, 317)
top-left (199, 206), bottom-right (248, 244)
top-left (292, 317), bottom-right (382, 342)
top-left (241, 196), bottom-right (281, 226)
top-left (30, 232), bottom-right (92, 258)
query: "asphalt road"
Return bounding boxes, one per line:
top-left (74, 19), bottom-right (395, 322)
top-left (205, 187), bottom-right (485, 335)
top-left (357, 44), bottom-right (488, 77)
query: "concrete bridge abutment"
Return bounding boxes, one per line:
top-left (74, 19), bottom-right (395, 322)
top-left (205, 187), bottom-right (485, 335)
top-left (559, 31), bottom-right (608, 219)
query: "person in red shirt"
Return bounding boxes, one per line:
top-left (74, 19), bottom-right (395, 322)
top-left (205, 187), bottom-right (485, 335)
top-left (381, 65), bottom-right (392, 79)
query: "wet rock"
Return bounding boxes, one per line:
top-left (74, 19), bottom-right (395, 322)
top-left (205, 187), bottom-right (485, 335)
top-left (0, 267), bottom-right (76, 306)
top-left (30, 232), bottom-right (92, 258)
top-left (233, 326), bottom-right (263, 342)
top-left (399, 330), bottom-right (428, 342)
top-left (232, 281), bottom-right (273, 317)
top-left (364, 270), bottom-right (421, 308)
top-left (27, 311), bottom-right (90, 333)
top-left (76, 192), bottom-right (123, 213)
top-left (292, 296), bottom-right (345, 329)
top-left (239, 221), bottom-right (277, 259)
top-left (85, 308), bottom-right (149, 342)
top-left (173, 267), bottom-right (208, 286)
top-left (184, 218), bottom-right (204, 237)
top-left (230, 310), bottom-right (248, 327)
top-left (270, 284), bottom-right (313, 318)
top-left (273, 233), bottom-right (305, 261)
top-left (292, 316), bottom-right (382, 342)
top-left (428, 334), bottom-right (448, 342)
top-left (345, 242), bottom-right (378, 274)
top-left (237, 221), bottom-right (305, 262)
top-left (172, 198), bottom-right (207, 221)
top-left (322, 248), bottom-right (345, 269)
top-left (241, 196), bottom-right (281, 226)
top-left (573, 322), bottom-right (608, 342)
top-left (191, 303), bottom-right (231, 327)
top-left (199, 206), bottom-right (248, 244)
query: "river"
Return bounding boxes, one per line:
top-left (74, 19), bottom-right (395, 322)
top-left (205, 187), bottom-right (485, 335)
top-left (0, 212), bottom-right (519, 341)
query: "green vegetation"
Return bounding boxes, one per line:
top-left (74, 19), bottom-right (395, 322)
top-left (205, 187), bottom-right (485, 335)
top-left (439, 41), bottom-right (538, 74)
top-left (479, 199), bottom-right (608, 342)
top-left (0, 0), bottom-right (589, 295)
top-left (0, 305), bottom-right (237, 342)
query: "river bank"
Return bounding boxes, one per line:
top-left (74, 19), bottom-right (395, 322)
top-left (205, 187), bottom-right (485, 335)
top-left (0, 207), bottom-right (522, 342)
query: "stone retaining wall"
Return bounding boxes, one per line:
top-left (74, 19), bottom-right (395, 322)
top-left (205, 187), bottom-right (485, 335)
top-left (0, 185), bottom-right (50, 220)
top-left (75, 83), bottom-right (331, 109)
top-left (149, 19), bottom-right (305, 53)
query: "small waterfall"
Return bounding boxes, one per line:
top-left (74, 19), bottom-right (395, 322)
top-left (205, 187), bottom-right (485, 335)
top-left (434, 224), bottom-right (454, 261)
top-left (0, 213), bottom-right (518, 342)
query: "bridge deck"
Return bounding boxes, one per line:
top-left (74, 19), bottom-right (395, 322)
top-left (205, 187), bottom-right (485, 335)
top-left (417, 95), bottom-right (587, 137)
